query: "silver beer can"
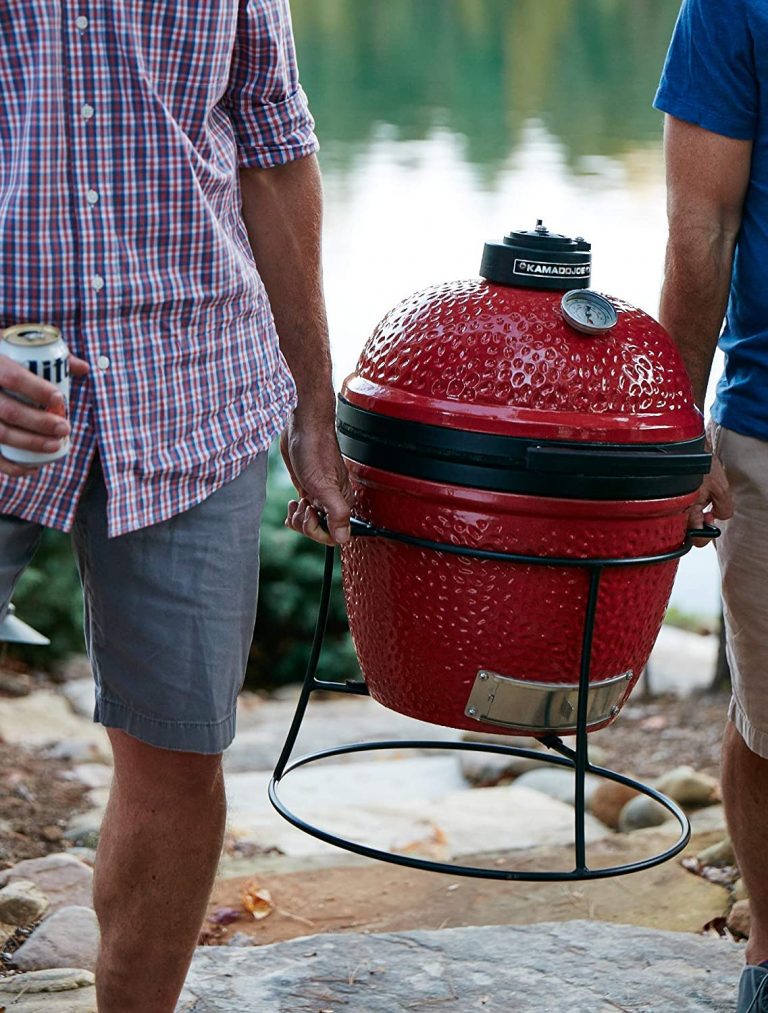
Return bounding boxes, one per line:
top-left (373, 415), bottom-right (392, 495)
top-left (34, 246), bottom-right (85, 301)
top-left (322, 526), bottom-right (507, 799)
top-left (0, 323), bottom-right (70, 464)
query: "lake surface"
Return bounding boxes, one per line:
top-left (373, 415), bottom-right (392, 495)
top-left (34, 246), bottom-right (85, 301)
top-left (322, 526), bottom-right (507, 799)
top-left (291, 0), bottom-right (721, 620)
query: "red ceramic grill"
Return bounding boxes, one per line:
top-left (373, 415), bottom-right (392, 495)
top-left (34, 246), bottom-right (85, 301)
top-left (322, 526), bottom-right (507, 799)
top-left (271, 222), bottom-right (717, 883)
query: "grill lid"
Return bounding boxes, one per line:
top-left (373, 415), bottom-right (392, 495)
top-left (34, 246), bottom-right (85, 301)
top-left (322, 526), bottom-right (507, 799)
top-left (340, 224), bottom-right (708, 492)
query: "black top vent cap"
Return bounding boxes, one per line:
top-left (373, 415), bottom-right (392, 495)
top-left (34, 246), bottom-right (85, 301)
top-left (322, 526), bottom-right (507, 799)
top-left (480, 220), bottom-right (592, 291)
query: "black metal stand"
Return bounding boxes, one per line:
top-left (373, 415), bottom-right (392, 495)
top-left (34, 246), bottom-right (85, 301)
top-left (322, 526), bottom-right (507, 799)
top-left (269, 519), bottom-right (718, 882)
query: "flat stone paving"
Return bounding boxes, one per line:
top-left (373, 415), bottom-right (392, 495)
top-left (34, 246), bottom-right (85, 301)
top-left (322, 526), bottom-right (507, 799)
top-left (177, 920), bottom-right (745, 1013)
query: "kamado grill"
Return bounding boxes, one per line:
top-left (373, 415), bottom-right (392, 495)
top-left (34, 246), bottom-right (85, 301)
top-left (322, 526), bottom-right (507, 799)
top-left (271, 221), bottom-right (717, 882)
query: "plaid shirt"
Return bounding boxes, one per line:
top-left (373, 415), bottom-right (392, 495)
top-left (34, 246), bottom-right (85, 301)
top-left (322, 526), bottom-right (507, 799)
top-left (0, 0), bottom-right (317, 537)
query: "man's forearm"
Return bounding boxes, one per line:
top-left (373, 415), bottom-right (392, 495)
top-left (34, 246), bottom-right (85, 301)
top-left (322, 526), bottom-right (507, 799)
top-left (659, 222), bottom-right (736, 408)
top-left (658, 117), bottom-right (752, 410)
top-left (238, 154), bottom-right (334, 421)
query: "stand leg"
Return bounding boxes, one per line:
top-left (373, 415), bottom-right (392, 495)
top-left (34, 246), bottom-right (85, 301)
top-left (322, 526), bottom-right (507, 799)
top-left (273, 546), bottom-right (336, 779)
top-left (574, 567), bottom-right (602, 873)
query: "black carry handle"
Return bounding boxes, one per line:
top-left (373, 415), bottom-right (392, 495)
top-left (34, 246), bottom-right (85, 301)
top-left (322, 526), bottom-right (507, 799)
top-left (686, 524), bottom-right (720, 543)
top-left (526, 445), bottom-right (712, 478)
top-left (315, 512), bottom-right (377, 538)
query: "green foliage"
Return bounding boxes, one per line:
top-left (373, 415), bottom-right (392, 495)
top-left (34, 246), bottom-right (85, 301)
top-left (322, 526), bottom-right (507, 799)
top-left (246, 452), bottom-right (358, 690)
top-left (8, 452), bottom-right (358, 689)
top-left (664, 605), bottom-right (717, 637)
top-left (12, 528), bottom-right (84, 664)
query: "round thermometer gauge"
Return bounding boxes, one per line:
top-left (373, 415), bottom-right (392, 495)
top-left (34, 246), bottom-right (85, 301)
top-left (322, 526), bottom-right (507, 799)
top-left (561, 290), bottom-right (618, 335)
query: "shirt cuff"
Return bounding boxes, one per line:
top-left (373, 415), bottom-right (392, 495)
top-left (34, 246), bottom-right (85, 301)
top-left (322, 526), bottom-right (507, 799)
top-left (654, 89), bottom-right (755, 142)
top-left (230, 87), bottom-right (320, 170)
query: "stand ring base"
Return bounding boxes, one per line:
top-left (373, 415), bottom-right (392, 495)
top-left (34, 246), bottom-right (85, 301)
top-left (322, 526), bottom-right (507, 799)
top-left (269, 738), bottom-right (691, 883)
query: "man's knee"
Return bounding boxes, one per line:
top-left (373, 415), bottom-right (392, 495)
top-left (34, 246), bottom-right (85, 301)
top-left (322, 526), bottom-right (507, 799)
top-left (107, 728), bottom-right (223, 796)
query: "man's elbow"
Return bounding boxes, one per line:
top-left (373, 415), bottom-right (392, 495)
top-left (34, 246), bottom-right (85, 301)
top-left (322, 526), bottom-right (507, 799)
top-left (667, 205), bottom-right (742, 261)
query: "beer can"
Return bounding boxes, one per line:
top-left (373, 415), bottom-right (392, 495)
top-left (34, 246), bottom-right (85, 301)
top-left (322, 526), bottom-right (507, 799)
top-left (0, 323), bottom-right (70, 464)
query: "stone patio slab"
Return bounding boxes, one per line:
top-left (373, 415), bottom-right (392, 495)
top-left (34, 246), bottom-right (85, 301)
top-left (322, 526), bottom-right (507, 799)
top-left (177, 919), bottom-right (745, 1012)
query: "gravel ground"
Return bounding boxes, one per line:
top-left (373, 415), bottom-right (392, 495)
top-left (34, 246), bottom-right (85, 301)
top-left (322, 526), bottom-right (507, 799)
top-left (0, 739), bottom-right (89, 869)
top-left (591, 690), bottom-right (729, 781)
top-left (0, 689), bottom-right (730, 871)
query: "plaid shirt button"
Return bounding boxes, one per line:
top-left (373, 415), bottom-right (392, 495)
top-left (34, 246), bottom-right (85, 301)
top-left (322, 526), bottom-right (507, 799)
top-left (75, 15), bottom-right (88, 31)
top-left (80, 104), bottom-right (95, 120)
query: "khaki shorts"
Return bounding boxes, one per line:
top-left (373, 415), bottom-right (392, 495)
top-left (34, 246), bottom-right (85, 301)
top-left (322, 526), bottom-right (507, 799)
top-left (712, 422), bottom-right (768, 758)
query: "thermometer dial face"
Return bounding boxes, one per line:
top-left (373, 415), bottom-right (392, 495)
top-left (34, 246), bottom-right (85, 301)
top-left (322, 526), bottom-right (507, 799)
top-left (561, 290), bottom-right (618, 335)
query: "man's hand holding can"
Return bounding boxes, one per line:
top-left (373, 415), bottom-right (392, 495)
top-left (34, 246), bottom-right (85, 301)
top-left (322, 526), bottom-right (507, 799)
top-left (0, 327), bottom-right (89, 477)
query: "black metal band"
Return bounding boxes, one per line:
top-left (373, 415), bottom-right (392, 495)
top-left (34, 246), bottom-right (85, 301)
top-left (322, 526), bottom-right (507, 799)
top-left (337, 398), bottom-right (711, 500)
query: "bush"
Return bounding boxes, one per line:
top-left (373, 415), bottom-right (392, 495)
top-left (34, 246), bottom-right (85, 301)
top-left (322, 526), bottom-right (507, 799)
top-left (247, 452), bottom-right (359, 689)
top-left (8, 451), bottom-right (359, 689)
top-left (12, 528), bottom-right (84, 664)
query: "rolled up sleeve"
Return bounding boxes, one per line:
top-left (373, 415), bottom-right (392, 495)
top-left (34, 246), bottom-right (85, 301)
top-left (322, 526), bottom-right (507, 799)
top-left (222, 0), bottom-right (319, 169)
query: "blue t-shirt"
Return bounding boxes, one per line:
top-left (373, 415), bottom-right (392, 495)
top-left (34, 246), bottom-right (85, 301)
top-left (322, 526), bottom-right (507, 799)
top-left (654, 0), bottom-right (768, 440)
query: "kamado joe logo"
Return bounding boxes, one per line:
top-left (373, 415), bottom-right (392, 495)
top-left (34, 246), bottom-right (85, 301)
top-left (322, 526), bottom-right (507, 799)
top-left (514, 259), bottom-right (590, 279)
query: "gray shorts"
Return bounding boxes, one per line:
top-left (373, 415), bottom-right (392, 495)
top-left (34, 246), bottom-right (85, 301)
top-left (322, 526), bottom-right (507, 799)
top-left (0, 453), bottom-right (268, 754)
top-left (712, 422), bottom-right (768, 758)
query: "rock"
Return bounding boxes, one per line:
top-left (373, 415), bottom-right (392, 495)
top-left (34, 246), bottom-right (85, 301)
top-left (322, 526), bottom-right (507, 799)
top-left (728, 899), bottom-right (751, 939)
top-left (0, 879), bottom-right (49, 925)
top-left (0, 920), bottom-right (18, 947)
top-left (52, 654), bottom-right (92, 684)
top-left (66, 847), bottom-right (97, 867)
top-left (225, 932), bottom-right (256, 947)
top-left (0, 690), bottom-right (108, 756)
top-left (459, 741), bottom-right (609, 787)
top-left (68, 763), bottom-right (112, 791)
top-left (734, 878), bottom-right (749, 902)
top-left (647, 626), bottom-right (719, 697)
top-left (0, 989), bottom-right (97, 1012)
top-left (585, 744), bottom-right (608, 767)
top-left (64, 811), bottom-right (103, 849)
top-left (0, 667), bottom-right (31, 696)
top-left (655, 766), bottom-right (720, 807)
top-left (86, 787), bottom-right (110, 810)
top-left (63, 828), bottom-right (100, 849)
top-left (459, 749), bottom-right (546, 784)
top-left (696, 837), bottom-right (735, 867)
top-left (0, 854), bottom-right (93, 913)
top-left (60, 678), bottom-right (96, 720)
top-left (461, 730), bottom-right (542, 749)
top-left (688, 804), bottom-right (727, 835)
top-left (178, 920), bottom-right (744, 1012)
top-left (13, 906), bottom-right (99, 972)
top-left (43, 739), bottom-right (111, 765)
top-left (227, 764), bottom-right (610, 860)
top-left (513, 767), bottom-right (601, 806)
top-left (619, 794), bottom-right (675, 833)
top-left (589, 781), bottom-right (640, 829)
top-left (0, 968), bottom-right (94, 992)
top-left (227, 692), bottom-right (447, 773)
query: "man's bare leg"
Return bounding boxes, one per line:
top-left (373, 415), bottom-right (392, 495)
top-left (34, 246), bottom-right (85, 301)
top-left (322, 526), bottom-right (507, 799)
top-left (722, 719), bottom-right (768, 965)
top-left (94, 729), bottom-right (226, 1012)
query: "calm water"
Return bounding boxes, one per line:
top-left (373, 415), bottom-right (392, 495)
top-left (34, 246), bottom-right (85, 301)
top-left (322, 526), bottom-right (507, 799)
top-left (291, 0), bottom-right (721, 619)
